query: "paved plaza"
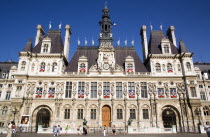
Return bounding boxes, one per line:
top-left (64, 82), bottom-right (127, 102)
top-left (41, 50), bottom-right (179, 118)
top-left (0, 133), bottom-right (207, 137)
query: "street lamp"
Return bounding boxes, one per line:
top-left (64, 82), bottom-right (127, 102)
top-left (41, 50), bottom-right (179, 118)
top-left (11, 107), bottom-right (19, 122)
top-left (195, 108), bottom-right (201, 125)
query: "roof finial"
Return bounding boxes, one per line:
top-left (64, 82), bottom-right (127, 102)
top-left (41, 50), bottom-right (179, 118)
top-left (150, 22), bottom-right (153, 30)
top-left (59, 22), bottom-right (62, 30)
top-left (85, 37), bottom-right (87, 46)
top-left (131, 40), bottom-right (134, 46)
top-left (92, 37), bottom-right (94, 46)
top-left (160, 23), bottom-right (163, 31)
top-left (105, 1), bottom-right (108, 8)
top-left (78, 37), bottom-right (80, 46)
top-left (117, 37), bottom-right (120, 46)
top-left (125, 37), bottom-right (127, 46)
top-left (49, 21), bottom-right (52, 29)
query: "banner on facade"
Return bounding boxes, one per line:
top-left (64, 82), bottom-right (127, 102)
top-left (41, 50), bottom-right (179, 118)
top-left (79, 66), bottom-right (86, 72)
top-left (20, 115), bottom-right (30, 132)
top-left (78, 90), bottom-right (84, 98)
top-left (158, 88), bottom-right (164, 98)
top-left (48, 88), bottom-right (55, 98)
top-left (129, 90), bottom-right (135, 98)
top-left (36, 88), bottom-right (42, 98)
top-left (103, 90), bottom-right (110, 98)
top-left (170, 89), bottom-right (177, 98)
top-left (126, 66), bottom-right (134, 73)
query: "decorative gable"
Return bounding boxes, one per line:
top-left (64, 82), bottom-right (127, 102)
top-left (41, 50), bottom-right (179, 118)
top-left (161, 38), bottom-right (171, 54)
top-left (41, 37), bottom-right (51, 53)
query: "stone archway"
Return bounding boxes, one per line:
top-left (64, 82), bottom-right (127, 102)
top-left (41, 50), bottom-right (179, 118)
top-left (162, 109), bottom-right (176, 128)
top-left (102, 105), bottom-right (111, 127)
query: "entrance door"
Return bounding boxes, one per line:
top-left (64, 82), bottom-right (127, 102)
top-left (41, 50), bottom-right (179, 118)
top-left (162, 109), bottom-right (176, 128)
top-left (36, 108), bottom-right (50, 131)
top-left (102, 105), bottom-right (111, 127)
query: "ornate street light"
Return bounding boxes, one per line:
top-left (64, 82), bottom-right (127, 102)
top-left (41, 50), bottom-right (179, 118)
top-left (11, 107), bottom-right (19, 122)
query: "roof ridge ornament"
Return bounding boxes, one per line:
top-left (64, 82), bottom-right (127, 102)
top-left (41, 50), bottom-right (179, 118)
top-left (49, 21), bottom-right (52, 30)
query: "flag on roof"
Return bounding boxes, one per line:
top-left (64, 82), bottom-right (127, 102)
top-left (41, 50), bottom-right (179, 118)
top-left (113, 22), bottom-right (117, 26)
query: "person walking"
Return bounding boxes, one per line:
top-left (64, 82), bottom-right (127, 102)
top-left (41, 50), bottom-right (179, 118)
top-left (205, 122), bottom-right (210, 137)
top-left (11, 121), bottom-right (16, 135)
top-left (57, 125), bottom-right (62, 136)
top-left (53, 125), bottom-right (58, 136)
top-left (112, 125), bottom-right (116, 135)
top-left (103, 125), bottom-right (106, 136)
top-left (6, 122), bottom-right (12, 137)
top-left (65, 125), bottom-right (69, 134)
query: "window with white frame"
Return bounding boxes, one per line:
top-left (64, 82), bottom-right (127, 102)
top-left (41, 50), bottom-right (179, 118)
top-left (52, 62), bottom-right (57, 72)
top-left (64, 109), bottom-right (70, 119)
top-left (143, 109), bottom-right (149, 119)
top-left (77, 109), bottom-right (83, 119)
top-left (2, 106), bottom-right (7, 115)
top-left (117, 109), bottom-right (123, 119)
top-left (141, 82), bottom-right (148, 98)
top-left (164, 45), bottom-right (170, 53)
top-left (91, 82), bottom-right (97, 98)
top-left (190, 87), bottom-right (197, 97)
top-left (21, 61), bottom-right (26, 71)
top-left (203, 106), bottom-right (209, 116)
top-left (65, 82), bottom-right (72, 98)
top-left (130, 109), bottom-right (136, 119)
top-left (43, 44), bottom-right (49, 53)
top-left (90, 109), bottom-right (96, 119)
top-left (155, 63), bottom-right (161, 72)
top-left (116, 82), bottom-right (123, 98)
top-left (186, 62), bottom-right (191, 71)
top-left (5, 91), bottom-right (11, 100)
top-left (200, 92), bottom-right (206, 100)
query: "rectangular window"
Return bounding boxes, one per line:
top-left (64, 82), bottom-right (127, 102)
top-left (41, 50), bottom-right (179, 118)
top-left (117, 109), bottom-right (123, 119)
top-left (65, 82), bottom-right (72, 98)
top-left (141, 82), bottom-right (148, 98)
top-left (199, 85), bottom-right (203, 88)
top-left (0, 122), bottom-right (4, 127)
top-left (143, 109), bottom-right (149, 119)
top-left (17, 86), bottom-right (22, 91)
top-left (64, 109), bottom-right (70, 119)
top-left (130, 109), bottom-right (136, 119)
top-left (77, 109), bottom-right (83, 119)
top-left (103, 82), bottom-right (110, 98)
top-left (91, 82), bottom-right (97, 98)
top-left (190, 87), bottom-right (197, 97)
top-left (91, 109), bottom-right (96, 119)
top-left (78, 82), bottom-right (85, 98)
top-left (116, 82), bottom-right (123, 98)
top-left (0, 84), bottom-right (3, 88)
top-left (8, 84), bottom-right (12, 88)
top-left (128, 82), bottom-right (135, 98)
top-left (5, 91), bottom-right (11, 100)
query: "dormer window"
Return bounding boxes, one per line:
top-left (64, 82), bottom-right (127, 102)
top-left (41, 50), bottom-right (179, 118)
top-left (52, 62), bottom-right (57, 72)
top-left (126, 64), bottom-right (134, 73)
top-left (41, 37), bottom-right (51, 53)
top-left (186, 62), bottom-right (191, 71)
top-left (43, 44), bottom-right (49, 53)
top-left (164, 45), bottom-right (169, 53)
top-left (21, 61), bottom-right (26, 71)
top-left (155, 63), bottom-right (161, 72)
top-left (79, 63), bottom-right (86, 72)
top-left (40, 62), bottom-right (45, 72)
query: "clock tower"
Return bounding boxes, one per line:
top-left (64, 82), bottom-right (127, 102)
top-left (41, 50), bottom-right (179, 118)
top-left (97, 5), bottom-right (116, 72)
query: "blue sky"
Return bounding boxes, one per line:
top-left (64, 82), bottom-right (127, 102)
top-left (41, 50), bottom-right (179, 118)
top-left (0, 0), bottom-right (210, 63)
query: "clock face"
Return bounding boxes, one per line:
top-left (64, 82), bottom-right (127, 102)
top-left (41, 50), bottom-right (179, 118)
top-left (103, 63), bottom-right (110, 70)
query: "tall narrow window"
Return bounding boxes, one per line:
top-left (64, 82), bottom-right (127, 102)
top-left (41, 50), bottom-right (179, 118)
top-left (21, 61), bottom-right (26, 71)
top-left (5, 91), bottom-right (11, 100)
top-left (52, 62), bottom-right (57, 72)
top-left (116, 82), bottom-right (123, 98)
top-left (91, 82), bottom-right (97, 98)
top-left (143, 109), bottom-right (149, 119)
top-left (167, 63), bottom-right (173, 72)
top-left (128, 82), bottom-right (135, 98)
top-left (186, 62), bottom-right (191, 71)
top-left (130, 109), bottom-right (136, 119)
top-left (43, 44), bottom-right (49, 53)
top-left (91, 109), bottom-right (96, 119)
top-left (65, 82), bottom-right (72, 98)
top-left (103, 82), bottom-right (110, 98)
top-left (64, 109), bottom-right (70, 119)
top-left (77, 109), bottom-right (83, 119)
top-left (2, 106), bottom-right (7, 115)
top-left (155, 63), bottom-right (161, 72)
top-left (190, 87), bottom-right (197, 97)
top-left (200, 92), bottom-right (206, 100)
top-left (40, 62), bottom-right (45, 72)
top-left (203, 106), bottom-right (209, 116)
top-left (117, 109), bottom-right (123, 119)
top-left (78, 82), bottom-right (85, 98)
top-left (164, 45), bottom-right (169, 53)
top-left (141, 82), bottom-right (148, 98)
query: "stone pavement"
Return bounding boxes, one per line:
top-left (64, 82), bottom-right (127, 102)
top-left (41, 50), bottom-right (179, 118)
top-left (0, 133), bottom-right (207, 137)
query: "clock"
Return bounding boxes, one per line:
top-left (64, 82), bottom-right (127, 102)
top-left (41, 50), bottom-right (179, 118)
top-left (103, 63), bottom-right (110, 70)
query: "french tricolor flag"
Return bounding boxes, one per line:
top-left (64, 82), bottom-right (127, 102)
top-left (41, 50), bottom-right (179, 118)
top-left (113, 22), bottom-right (117, 26)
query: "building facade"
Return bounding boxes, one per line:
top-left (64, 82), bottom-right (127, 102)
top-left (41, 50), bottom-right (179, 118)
top-left (0, 5), bottom-right (210, 133)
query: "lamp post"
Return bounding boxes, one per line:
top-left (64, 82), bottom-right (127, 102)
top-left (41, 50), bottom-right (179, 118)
top-left (195, 108), bottom-right (201, 125)
top-left (11, 107), bottom-right (19, 122)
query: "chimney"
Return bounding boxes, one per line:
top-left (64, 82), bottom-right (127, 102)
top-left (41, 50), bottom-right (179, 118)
top-left (167, 26), bottom-right (177, 47)
top-left (35, 25), bottom-right (44, 46)
top-left (140, 25), bottom-right (148, 62)
top-left (64, 25), bottom-right (72, 61)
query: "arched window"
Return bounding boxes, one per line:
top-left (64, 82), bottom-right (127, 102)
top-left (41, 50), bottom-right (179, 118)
top-left (186, 62), bottom-right (191, 71)
top-left (2, 106), bottom-right (8, 115)
top-left (40, 62), bottom-right (45, 72)
top-left (155, 63), bottom-right (161, 72)
top-left (167, 63), bottom-right (173, 72)
top-left (164, 45), bottom-right (169, 53)
top-left (203, 106), bottom-right (209, 116)
top-left (43, 44), bottom-right (49, 53)
top-left (52, 62), bottom-right (57, 72)
top-left (21, 61), bottom-right (26, 71)
top-left (200, 92), bottom-right (206, 100)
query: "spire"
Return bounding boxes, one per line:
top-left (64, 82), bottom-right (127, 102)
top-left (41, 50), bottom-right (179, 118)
top-left (22, 39), bottom-right (33, 52)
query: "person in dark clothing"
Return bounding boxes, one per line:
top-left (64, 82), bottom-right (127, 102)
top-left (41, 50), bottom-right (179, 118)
top-left (83, 127), bottom-right (87, 135)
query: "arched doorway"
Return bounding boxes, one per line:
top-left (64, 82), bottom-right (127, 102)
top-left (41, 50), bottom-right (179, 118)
top-left (36, 108), bottom-right (51, 131)
top-left (102, 105), bottom-right (111, 127)
top-left (162, 109), bottom-right (176, 128)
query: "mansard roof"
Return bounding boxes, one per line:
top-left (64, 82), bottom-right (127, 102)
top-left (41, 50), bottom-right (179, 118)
top-left (32, 30), bottom-right (63, 54)
top-left (148, 31), bottom-right (178, 54)
top-left (65, 46), bottom-right (148, 72)
top-left (22, 40), bottom-right (33, 52)
top-left (179, 40), bottom-right (190, 53)
top-left (0, 61), bottom-right (18, 79)
top-left (194, 62), bottom-right (210, 79)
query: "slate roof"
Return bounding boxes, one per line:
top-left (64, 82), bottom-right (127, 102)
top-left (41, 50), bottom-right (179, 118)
top-left (179, 40), bottom-right (189, 53)
top-left (0, 61), bottom-right (18, 79)
top-left (65, 46), bottom-right (148, 72)
top-left (148, 31), bottom-right (178, 54)
top-left (22, 40), bottom-right (33, 52)
top-left (194, 62), bottom-right (210, 79)
top-left (32, 30), bottom-right (63, 54)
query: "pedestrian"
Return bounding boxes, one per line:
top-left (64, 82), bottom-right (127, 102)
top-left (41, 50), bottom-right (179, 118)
top-left (77, 125), bottom-right (81, 135)
top-left (103, 125), bottom-right (106, 136)
top-left (57, 125), bottom-right (62, 136)
top-left (83, 127), bottom-right (87, 135)
top-left (11, 121), bottom-right (16, 134)
top-left (205, 122), bottom-right (210, 137)
top-left (65, 125), bottom-right (69, 134)
top-left (53, 125), bottom-right (58, 136)
top-left (112, 125), bottom-right (116, 135)
top-left (6, 122), bottom-right (12, 137)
